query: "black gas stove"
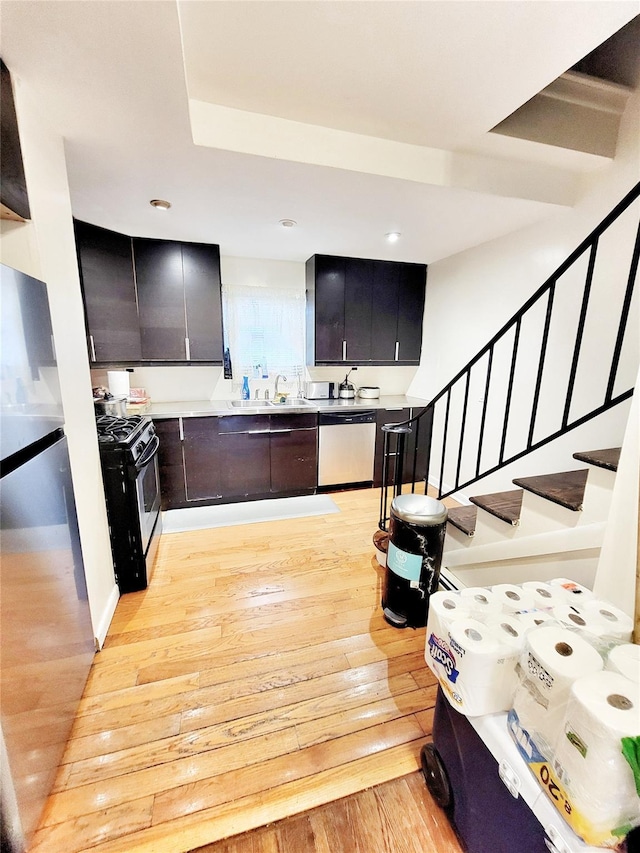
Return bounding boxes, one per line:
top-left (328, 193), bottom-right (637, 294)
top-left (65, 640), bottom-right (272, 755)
top-left (96, 414), bottom-right (161, 593)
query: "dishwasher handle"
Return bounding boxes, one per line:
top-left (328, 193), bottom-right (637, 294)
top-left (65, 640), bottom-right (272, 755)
top-left (319, 410), bottom-right (376, 426)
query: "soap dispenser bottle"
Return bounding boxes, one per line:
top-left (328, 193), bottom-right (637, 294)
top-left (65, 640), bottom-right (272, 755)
top-left (241, 376), bottom-right (250, 400)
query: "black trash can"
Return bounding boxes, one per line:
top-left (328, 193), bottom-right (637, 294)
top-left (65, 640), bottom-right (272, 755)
top-left (382, 493), bottom-right (447, 628)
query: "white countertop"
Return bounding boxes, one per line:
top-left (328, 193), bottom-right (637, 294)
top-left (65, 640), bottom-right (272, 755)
top-left (148, 395), bottom-right (428, 418)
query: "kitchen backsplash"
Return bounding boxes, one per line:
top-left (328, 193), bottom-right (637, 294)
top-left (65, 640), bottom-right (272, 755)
top-left (90, 365), bottom-right (419, 402)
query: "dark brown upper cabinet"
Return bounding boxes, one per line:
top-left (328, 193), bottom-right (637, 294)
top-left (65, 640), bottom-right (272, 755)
top-left (133, 238), bottom-right (223, 363)
top-left (74, 220), bottom-right (141, 363)
top-left (306, 254), bottom-right (426, 366)
top-left (1, 59), bottom-right (30, 220)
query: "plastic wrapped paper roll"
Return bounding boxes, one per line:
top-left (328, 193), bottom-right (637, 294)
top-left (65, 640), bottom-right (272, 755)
top-left (426, 591), bottom-right (470, 640)
top-left (515, 609), bottom-right (557, 632)
top-left (554, 671), bottom-right (640, 837)
top-left (583, 600), bottom-right (633, 643)
top-left (107, 370), bottom-right (130, 399)
top-left (551, 604), bottom-right (591, 632)
top-left (459, 587), bottom-right (502, 620)
top-left (606, 644), bottom-right (640, 683)
top-left (512, 625), bottom-right (604, 755)
top-left (522, 581), bottom-right (567, 610)
top-left (550, 577), bottom-right (594, 605)
top-left (491, 583), bottom-right (535, 612)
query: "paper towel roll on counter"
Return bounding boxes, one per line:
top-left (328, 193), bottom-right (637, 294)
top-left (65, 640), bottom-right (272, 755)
top-left (107, 370), bottom-right (130, 399)
top-left (606, 644), bottom-right (640, 683)
top-left (554, 671), bottom-right (640, 832)
top-left (583, 600), bottom-right (633, 642)
top-left (512, 625), bottom-right (604, 755)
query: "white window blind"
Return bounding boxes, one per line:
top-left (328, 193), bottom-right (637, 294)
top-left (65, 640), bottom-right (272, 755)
top-left (222, 283), bottom-right (305, 386)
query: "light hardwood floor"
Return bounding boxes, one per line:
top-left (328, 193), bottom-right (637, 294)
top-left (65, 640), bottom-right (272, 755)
top-left (30, 487), bottom-right (461, 853)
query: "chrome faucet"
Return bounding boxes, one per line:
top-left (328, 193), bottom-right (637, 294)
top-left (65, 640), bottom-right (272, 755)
top-left (274, 374), bottom-right (287, 398)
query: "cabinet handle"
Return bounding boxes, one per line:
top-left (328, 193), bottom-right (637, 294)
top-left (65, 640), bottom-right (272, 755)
top-left (246, 429), bottom-right (271, 435)
top-left (270, 429), bottom-right (292, 434)
top-left (342, 340), bottom-right (347, 360)
top-left (179, 417), bottom-right (184, 441)
top-left (185, 337), bottom-right (191, 360)
top-left (51, 335), bottom-right (57, 362)
top-left (89, 335), bottom-right (96, 361)
top-left (394, 341), bottom-right (399, 361)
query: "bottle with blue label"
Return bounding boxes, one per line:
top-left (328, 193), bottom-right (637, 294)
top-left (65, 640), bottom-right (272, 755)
top-left (241, 376), bottom-right (250, 400)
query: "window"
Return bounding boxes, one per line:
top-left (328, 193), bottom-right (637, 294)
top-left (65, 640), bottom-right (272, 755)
top-left (222, 283), bottom-right (305, 387)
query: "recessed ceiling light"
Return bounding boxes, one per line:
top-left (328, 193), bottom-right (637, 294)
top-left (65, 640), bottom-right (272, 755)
top-left (385, 232), bottom-right (401, 243)
top-left (150, 199), bottom-right (171, 211)
top-left (279, 219), bottom-right (297, 228)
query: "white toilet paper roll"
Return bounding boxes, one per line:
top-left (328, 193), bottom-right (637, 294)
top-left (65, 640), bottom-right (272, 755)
top-left (550, 577), bottom-right (594, 604)
top-left (554, 671), bottom-right (640, 832)
top-left (459, 587), bottom-right (502, 619)
top-left (436, 617), bottom-right (519, 716)
top-left (551, 603), bottom-right (590, 632)
top-left (522, 581), bottom-right (567, 610)
top-left (107, 370), bottom-right (130, 399)
top-left (491, 583), bottom-right (535, 612)
top-left (515, 609), bottom-right (557, 632)
top-left (606, 644), bottom-right (640, 683)
top-left (512, 625), bottom-right (604, 755)
top-left (427, 592), bottom-right (470, 641)
top-left (583, 600), bottom-right (633, 643)
top-left (488, 615), bottom-right (528, 651)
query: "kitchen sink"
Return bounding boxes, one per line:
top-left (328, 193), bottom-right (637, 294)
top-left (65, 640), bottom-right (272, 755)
top-left (230, 400), bottom-right (273, 408)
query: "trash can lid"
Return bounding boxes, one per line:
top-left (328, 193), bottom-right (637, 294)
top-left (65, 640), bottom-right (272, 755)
top-left (390, 493), bottom-right (448, 525)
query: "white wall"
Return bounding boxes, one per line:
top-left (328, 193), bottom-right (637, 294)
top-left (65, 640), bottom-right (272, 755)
top-left (409, 82), bottom-right (640, 498)
top-left (1, 76), bottom-right (118, 647)
top-left (103, 255), bottom-right (419, 402)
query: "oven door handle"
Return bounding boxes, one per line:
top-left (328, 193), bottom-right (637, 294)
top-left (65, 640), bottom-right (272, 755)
top-left (135, 435), bottom-right (160, 471)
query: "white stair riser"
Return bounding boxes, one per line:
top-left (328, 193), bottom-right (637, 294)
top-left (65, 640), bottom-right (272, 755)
top-left (444, 550), bottom-right (598, 590)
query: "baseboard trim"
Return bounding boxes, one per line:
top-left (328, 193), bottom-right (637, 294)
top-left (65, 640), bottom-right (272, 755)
top-left (93, 583), bottom-right (119, 650)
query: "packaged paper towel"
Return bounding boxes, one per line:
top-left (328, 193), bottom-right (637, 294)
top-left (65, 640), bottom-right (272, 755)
top-left (426, 615), bottom-right (524, 716)
top-left (459, 586), bottom-right (502, 619)
top-left (522, 581), bottom-right (567, 610)
top-left (582, 600), bottom-right (633, 642)
top-left (427, 591), bottom-right (470, 638)
top-left (511, 625), bottom-right (604, 756)
top-left (552, 671), bottom-right (640, 846)
top-left (491, 583), bottom-right (535, 612)
top-left (606, 644), bottom-right (640, 683)
top-left (515, 609), bottom-right (557, 632)
top-left (550, 577), bottom-right (594, 605)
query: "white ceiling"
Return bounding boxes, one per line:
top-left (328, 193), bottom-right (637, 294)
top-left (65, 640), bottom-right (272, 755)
top-left (0, 1), bottom-right (638, 265)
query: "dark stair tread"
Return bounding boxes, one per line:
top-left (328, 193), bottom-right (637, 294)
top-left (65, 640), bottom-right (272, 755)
top-left (469, 490), bottom-right (523, 525)
top-left (572, 447), bottom-right (621, 472)
top-left (447, 506), bottom-right (477, 536)
top-left (512, 469), bottom-right (589, 511)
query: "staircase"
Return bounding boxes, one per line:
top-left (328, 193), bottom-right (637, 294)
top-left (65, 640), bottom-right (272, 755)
top-left (441, 447), bottom-right (620, 590)
top-left (376, 181), bottom-right (639, 595)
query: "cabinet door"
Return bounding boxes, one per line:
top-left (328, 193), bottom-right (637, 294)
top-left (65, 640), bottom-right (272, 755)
top-left (134, 238), bottom-right (186, 360)
top-left (313, 256), bottom-right (345, 362)
top-left (218, 423), bottom-right (271, 498)
top-left (373, 408), bottom-right (413, 487)
top-left (344, 258), bottom-right (373, 362)
top-left (0, 60), bottom-right (30, 220)
top-left (396, 264), bottom-right (426, 363)
top-left (75, 220), bottom-right (141, 362)
top-left (154, 418), bottom-right (186, 509)
top-left (371, 261), bottom-right (400, 362)
top-left (270, 426), bottom-right (317, 494)
top-left (182, 417), bottom-right (222, 501)
top-left (182, 243), bottom-right (223, 362)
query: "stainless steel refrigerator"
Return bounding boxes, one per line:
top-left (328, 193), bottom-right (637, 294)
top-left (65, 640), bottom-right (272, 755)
top-left (0, 264), bottom-right (95, 852)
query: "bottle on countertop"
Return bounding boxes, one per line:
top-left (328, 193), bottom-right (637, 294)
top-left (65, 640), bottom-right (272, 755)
top-left (241, 376), bottom-right (250, 400)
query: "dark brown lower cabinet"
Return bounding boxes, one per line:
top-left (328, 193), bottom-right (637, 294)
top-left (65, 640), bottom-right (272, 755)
top-left (154, 413), bottom-right (318, 508)
top-left (154, 418), bottom-right (186, 509)
top-left (270, 425), bottom-right (317, 494)
top-left (373, 407), bottom-right (432, 488)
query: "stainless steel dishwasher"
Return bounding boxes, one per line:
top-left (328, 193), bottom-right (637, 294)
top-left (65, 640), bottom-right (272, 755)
top-left (317, 410), bottom-right (376, 487)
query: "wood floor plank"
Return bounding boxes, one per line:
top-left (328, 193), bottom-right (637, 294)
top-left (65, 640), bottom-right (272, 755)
top-left (31, 487), bottom-right (453, 853)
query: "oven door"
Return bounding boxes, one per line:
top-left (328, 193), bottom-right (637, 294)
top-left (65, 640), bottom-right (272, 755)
top-left (133, 435), bottom-right (160, 555)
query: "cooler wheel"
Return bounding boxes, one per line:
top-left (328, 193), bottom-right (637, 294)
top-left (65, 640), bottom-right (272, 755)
top-left (420, 743), bottom-right (451, 809)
